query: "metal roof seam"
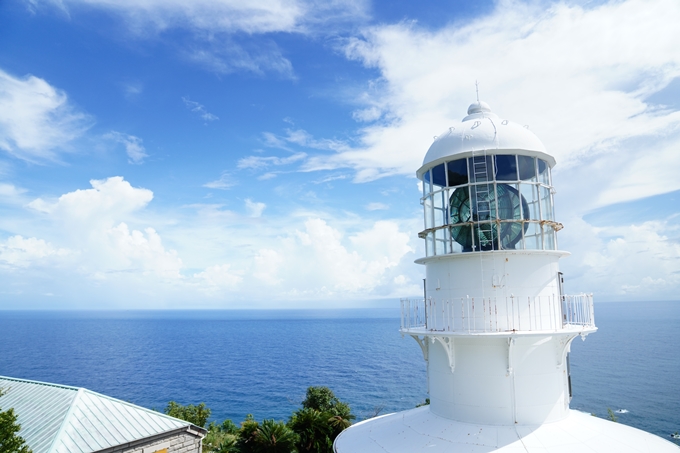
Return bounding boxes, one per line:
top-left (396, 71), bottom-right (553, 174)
top-left (47, 387), bottom-right (84, 453)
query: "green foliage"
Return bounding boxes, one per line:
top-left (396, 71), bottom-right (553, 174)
top-left (288, 408), bottom-right (331, 453)
top-left (0, 389), bottom-right (33, 453)
top-left (169, 386), bottom-right (353, 453)
top-left (290, 387), bottom-right (355, 453)
top-left (164, 401), bottom-right (211, 428)
top-left (203, 428), bottom-right (238, 453)
top-left (253, 419), bottom-right (298, 453)
top-left (301, 387), bottom-right (337, 413)
top-left (204, 419), bottom-right (240, 453)
top-left (237, 414), bottom-right (261, 453)
top-left (607, 408), bottom-right (618, 423)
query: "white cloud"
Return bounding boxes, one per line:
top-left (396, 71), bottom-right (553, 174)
top-left (182, 97), bottom-right (219, 121)
top-left (365, 202), bottom-right (388, 211)
top-left (253, 248), bottom-right (284, 285)
top-left (122, 81), bottom-right (143, 100)
top-left (185, 43), bottom-right (296, 78)
top-left (34, 0), bottom-right (369, 77)
top-left (0, 69), bottom-right (92, 161)
top-left (204, 172), bottom-right (237, 189)
top-left (245, 199), bottom-right (266, 218)
top-left (106, 223), bottom-right (183, 278)
top-left (28, 176), bottom-right (153, 228)
top-left (0, 182), bottom-right (27, 205)
top-left (270, 217), bottom-right (414, 296)
top-left (237, 151), bottom-right (306, 169)
top-left (104, 131), bottom-right (148, 164)
top-left (560, 217), bottom-right (680, 300)
top-left (1, 173), bottom-right (421, 306)
top-left (0, 235), bottom-right (70, 269)
top-left (37, 0), bottom-right (369, 34)
top-left (296, 0), bottom-right (680, 193)
top-left (258, 172), bottom-right (278, 181)
top-left (193, 264), bottom-right (243, 292)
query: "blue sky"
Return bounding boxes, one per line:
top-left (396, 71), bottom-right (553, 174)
top-left (1, 0), bottom-right (679, 309)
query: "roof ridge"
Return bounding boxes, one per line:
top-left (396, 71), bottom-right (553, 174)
top-left (0, 375), bottom-right (80, 392)
top-left (47, 387), bottom-right (84, 453)
top-left (78, 387), bottom-right (194, 427)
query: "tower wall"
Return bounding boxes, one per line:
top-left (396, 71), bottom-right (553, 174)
top-left (423, 251), bottom-right (566, 332)
top-left (428, 334), bottom-right (574, 425)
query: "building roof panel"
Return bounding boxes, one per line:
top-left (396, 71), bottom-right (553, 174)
top-left (0, 376), bottom-right (196, 453)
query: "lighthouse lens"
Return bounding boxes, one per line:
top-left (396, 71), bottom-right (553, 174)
top-left (449, 183), bottom-right (529, 251)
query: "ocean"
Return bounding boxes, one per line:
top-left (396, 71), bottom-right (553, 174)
top-left (0, 301), bottom-right (678, 445)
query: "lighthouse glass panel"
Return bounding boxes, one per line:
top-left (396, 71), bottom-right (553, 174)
top-left (420, 154), bottom-right (557, 256)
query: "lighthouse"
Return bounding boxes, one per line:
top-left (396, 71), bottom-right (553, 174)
top-left (334, 101), bottom-right (679, 452)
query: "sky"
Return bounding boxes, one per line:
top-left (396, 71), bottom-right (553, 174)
top-left (0, 0), bottom-right (679, 309)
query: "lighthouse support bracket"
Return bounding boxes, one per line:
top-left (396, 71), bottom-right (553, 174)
top-left (410, 335), bottom-right (429, 362)
top-left (431, 336), bottom-right (456, 373)
top-left (556, 335), bottom-right (576, 369)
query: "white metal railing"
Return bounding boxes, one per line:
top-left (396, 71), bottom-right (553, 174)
top-left (400, 294), bottom-right (594, 334)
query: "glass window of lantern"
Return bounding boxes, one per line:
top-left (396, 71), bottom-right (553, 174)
top-left (446, 159), bottom-right (468, 186)
top-left (435, 228), bottom-right (449, 255)
top-left (539, 186), bottom-right (554, 221)
top-left (518, 155), bottom-right (536, 181)
top-left (423, 169), bottom-right (432, 194)
top-left (426, 232), bottom-right (435, 256)
top-left (520, 183), bottom-right (540, 220)
top-left (432, 163), bottom-right (446, 188)
top-left (523, 222), bottom-right (541, 250)
top-left (543, 224), bottom-right (556, 250)
top-left (474, 223), bottom-right (498, 251)
top-left (538, 159), bottom-right (550, 185)
top-left (470, 184), bottom-right (496, 221)
top-left (469, 155), bottom-right (493, 182)
top-left (495, 155), bottom-right (518, 181)
top-left (433, 189), bottom-right (446, 227)
top-left (423, 195), bottom-right (433, 230)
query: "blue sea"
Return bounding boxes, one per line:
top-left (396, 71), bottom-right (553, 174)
top-left (0, 301), bottom-right (678, 445)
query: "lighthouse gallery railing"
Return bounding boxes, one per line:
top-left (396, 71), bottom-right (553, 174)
top-left (400, 294), bottom-right (595, 333)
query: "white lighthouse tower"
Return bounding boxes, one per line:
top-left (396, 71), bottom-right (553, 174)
top-left (334, 101), bottom-right (679, 452)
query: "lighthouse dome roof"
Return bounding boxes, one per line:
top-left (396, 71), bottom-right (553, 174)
top-left (418, 101), bottom-right (553, 177)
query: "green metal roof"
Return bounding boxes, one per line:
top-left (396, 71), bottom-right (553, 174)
top-left (0, 376), bottom-right (196, 453)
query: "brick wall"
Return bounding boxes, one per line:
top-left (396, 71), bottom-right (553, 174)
top-left (110, 430), bottom-right (203, 453)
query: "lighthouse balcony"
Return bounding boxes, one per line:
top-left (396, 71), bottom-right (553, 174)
top-left (400, 294), bottom-right (595, 335)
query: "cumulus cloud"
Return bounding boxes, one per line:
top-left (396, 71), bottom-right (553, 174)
top-left (104, 131), bottom-right (148, 164)
top-left (28, 176), bottom-right (153, 228)
top-left (105, 223), bottom-right (183, 278)
top-left (193, 264), bottom-right (243, 292)
top-left (266, 217), bottom-right (415, 297)
top-left (560, 217), bottom-right (680, 300)
top-left (2, 172), bottom-right (421, 305)
top-left (0, 235), bottom-right (70, 269)
top-left (182, 97), bottom-right (219, 121)
top-left (0, 69), bottom-right (92, 161)
top-left (6, 177), bottom-right (185, 302)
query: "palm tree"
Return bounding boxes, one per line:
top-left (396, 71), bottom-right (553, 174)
top-left (253, 419), bottom-right (298, 453)
top-left (288, 408), bottom-right (331, 453)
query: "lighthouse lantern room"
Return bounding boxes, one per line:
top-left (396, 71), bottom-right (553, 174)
top-left (334, 101), bottom-right (680, 453)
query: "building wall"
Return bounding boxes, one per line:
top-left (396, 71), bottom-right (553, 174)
top-left (110, 431), bottom-right (202, 453)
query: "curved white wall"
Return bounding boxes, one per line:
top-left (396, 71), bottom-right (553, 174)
top-left (428, 334), bottom-right (574, 425)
